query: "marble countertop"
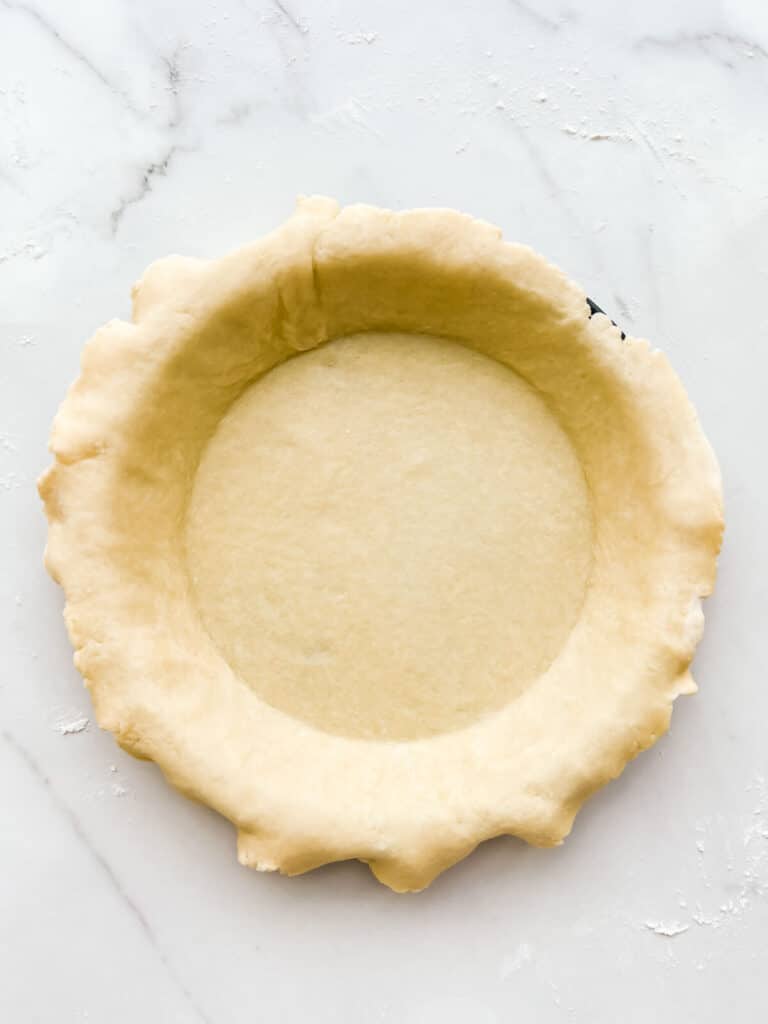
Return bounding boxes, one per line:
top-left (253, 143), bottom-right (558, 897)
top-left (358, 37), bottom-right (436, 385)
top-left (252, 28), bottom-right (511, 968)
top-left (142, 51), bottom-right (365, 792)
top-left (2, 1), bottom-right (767, 1021)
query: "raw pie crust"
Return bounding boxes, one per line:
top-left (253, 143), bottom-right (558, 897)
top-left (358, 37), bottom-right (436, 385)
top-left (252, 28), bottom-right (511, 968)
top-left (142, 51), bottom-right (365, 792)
top-left (39, 197), bottom-right (723, 892)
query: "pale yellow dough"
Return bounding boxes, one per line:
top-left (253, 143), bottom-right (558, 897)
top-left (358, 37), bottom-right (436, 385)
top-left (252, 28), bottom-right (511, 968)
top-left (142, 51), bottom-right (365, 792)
top-left (39, 197), bottom-right (723, 891)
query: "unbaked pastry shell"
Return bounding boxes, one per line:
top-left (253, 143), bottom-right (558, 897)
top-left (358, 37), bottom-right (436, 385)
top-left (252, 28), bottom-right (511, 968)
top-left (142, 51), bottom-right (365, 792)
top-left (39, 197), bottom-right (723, 892)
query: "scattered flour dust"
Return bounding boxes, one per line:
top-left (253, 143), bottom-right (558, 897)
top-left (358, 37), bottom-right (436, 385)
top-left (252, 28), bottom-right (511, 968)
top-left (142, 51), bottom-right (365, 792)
top-left (501, 942), bottom-right (533, 978)
top-left (340, 31), bottom-right (378, 45)
top-left (561, 124), bottom-right (633, 143)
top-left (54, 728), bottom-right (131, 798)
top-left (56, 716), bottom-right (89, 735)
top-left (691, 774), bottom-right (768, 930)
top-left (643, 774), bottom-right (768, 936)
top-left (644, 920), bottom-right (689, 937)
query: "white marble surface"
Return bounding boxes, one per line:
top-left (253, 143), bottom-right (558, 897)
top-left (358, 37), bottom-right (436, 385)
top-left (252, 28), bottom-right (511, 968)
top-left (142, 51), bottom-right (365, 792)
top-left (2, 1), bottom-right (767, 1020)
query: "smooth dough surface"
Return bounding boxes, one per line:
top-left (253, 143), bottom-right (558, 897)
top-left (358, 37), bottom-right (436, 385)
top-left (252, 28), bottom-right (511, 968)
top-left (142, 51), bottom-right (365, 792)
top-left (186, 332), bottom-right (592, 741)
top-left (39, 196), bottom-right (723, 891)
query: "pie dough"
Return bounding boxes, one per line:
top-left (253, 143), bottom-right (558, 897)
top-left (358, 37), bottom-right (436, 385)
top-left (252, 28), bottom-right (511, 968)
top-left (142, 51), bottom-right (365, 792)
top-left (39, 197), bottom-right (723, 891)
